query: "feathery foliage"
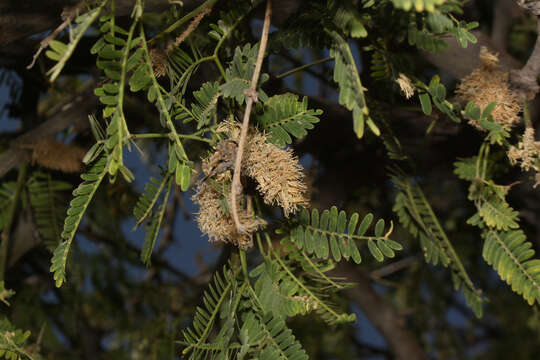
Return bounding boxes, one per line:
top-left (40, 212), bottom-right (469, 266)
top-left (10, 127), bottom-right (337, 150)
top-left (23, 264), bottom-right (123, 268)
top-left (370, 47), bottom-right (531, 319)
top-left (482, 230), bottom-right (540, 305)
top-left (46, 1), bottom-right (107, 82)
top-left (140, 177), bottom-right (173, 266)
top-left (132, 175), bottom-right (170, 229)
top-left (256, 94), bottom-right (322, 147)
top-left (391, 0), bottom-right (446, 12)
top-left (4, 0), bottom-right (540, 358)
top-left (0, 319), bottom-right (33, 360)
top-left (378, 114), bottom-right (484, 316)
top-left (328, 30), bottom-right (378, 138)
top-left (190, 81), bottom-right (220, 129)
top-left (253, 233), bottom-right (357, 325)
top-left (50, 155), bottom-right (107, 287)
top-left (290, 207), bottom-right (400, 264)
top-left (181, 265), bottom-right (237, 358)
top-left (135, 25), bottom-right (192, 191)
top-left (239, 311), bottom-right (309, 360)
top-left (27, 172), bottom-right (71, 251)
top-left (391, 171), bottom-right (484, 316)
top-left (220, 43), bottom-right (269, 103)
top-left (455, 144), bottom-right (540, 305)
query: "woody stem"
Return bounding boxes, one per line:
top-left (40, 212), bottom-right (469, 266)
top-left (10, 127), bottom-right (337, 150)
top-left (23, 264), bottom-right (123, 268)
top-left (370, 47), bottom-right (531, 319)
top-left (229, 0), bottom-right (272, 233)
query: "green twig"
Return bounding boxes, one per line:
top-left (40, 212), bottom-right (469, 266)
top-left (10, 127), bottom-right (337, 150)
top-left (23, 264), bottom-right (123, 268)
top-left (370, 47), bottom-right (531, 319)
top-left (130, 133), bottom-right (212, 143)
top-left (276, 56), bottom-right (334, 79)
top-left (0, 164), bottom-right (28, 281)
top-left (239, 249), bottom-right (249, 280)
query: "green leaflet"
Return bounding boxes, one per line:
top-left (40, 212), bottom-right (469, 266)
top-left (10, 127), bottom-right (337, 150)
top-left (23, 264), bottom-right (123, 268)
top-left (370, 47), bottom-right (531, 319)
top-left (416, 76), bottom-right (460, 122)
top-left (0, 182), bottom-right (16, 232)
top-left (328, 30), bottom-right (379, 138)
top-left (476, 195), bottom-right (519, 231)
top-left (369, 48), bottom-right (395, 82)
top-left (46, 1), bottom-right (107, 82)
top-left (93, 10), bottom-right (142, 181)
top-left (140, 177), bottom-right (173, 266)
top-left (0, 318), bottom-right (33, 360)
top-left (250, 252), bottom-right (353, 324)
top-left (391, 0), bottom-right (446, 12)
top-left (458, 144), bottom-right (540, 306)
top-left (27, 172), bottom-right (72, 251)
top-left (191, 81), bottom-right (220, 129)
top-left (220, 43), bottom-right (269, 104)
top-left (483, 230), bottom-right (540, 305)
top-left (291, 207), bottom-right (399, 264)
top-left (391, 172), bottom-right (484, 317)
top-left (49, 155), bottom-right (107, 287)
top-left (241, 312), bottom-right (309, 360)
top-left (137, 25), bottom-right (192, 191)
top-left (181, 266), bottom-right (236, 358)
top-left (256, 94), bottom-right (322, 147)
top-left (0, 281), bottom-right (15, 306)
top-left (132, 175), bottom-right (170, 228)
top-left (251, 260), bottom-right (312, 318)
top-left (406, 7), bottom-right (477, 51)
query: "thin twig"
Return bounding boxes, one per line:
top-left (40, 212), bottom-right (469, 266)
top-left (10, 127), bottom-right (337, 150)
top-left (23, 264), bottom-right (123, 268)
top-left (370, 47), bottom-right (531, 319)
top-left (27, 1), bottom-right (87, 69)
top-left (230, 0), bottom-right (272, 233)
top-left (276, 56), bottom-right (334, 79)
top-left (369, 256), bottom-right (418, 280)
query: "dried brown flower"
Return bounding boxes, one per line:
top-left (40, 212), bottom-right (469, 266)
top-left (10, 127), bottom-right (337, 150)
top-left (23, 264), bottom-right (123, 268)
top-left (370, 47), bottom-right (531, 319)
top-left (31, 139), bottom-right (86, 173)
top-left (456, 47), bottom-right (522, 130)
top-left (217, 120), bottom-right (309, 216)
top-left (193, 121), bottom-right (309, 247)
top-left (167, 7), bottom-right (211, 52)
top-left (396, 73), bottom-right (414, 99)
top-left (244, 131), bottom-right (308, 217)
top-left (192, 183), bottom-right (265, 249)
top-left (149, 48), bottom-right (167, 78)
top-left (508, 127), bottom-right (540, 187)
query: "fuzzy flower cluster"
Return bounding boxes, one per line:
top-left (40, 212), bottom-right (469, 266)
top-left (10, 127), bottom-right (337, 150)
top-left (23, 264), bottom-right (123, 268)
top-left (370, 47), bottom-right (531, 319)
top-left (193, 182), bottom-right (265, 249)
top-left (456, 47), bottom-right (522, 130)
top-left (30, 139), bottom-right (86, 173)
top-left (192, 121), bottom-right (308, 248)
top-left (149, 48), bottom-right (167, 78)
top-left (396, 73), bottom-right (415, 99)
top-left (244, 131), bottom-right (308, 217)
top-left (508, 127), bottom-right (540, 187)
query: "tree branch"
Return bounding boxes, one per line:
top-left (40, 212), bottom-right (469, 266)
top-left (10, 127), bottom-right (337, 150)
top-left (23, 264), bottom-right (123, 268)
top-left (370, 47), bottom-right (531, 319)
top-left (511, 18), bottom-right (540, 100)
top-left (492, 0), bottom-right (522, 49)
top-left (332, 263), bottom-right (429, 360)
top-left (230, 0), bottom-right (272, 233)
top-left (0, 80), bottom-right (96, 178)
